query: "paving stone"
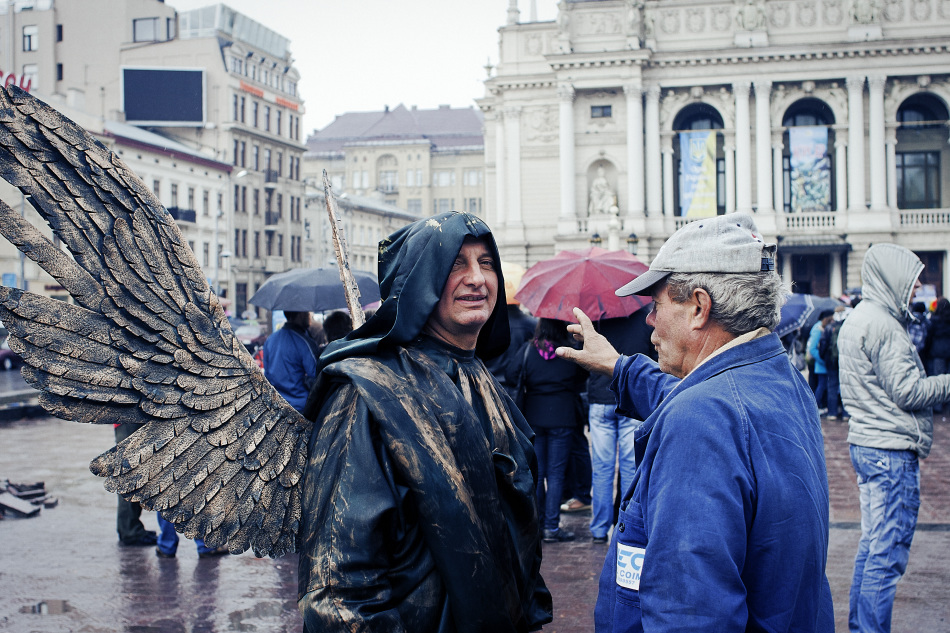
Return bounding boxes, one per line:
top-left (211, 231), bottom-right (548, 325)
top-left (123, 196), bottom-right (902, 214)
top-left (1, 415), bottom-right (949, 632)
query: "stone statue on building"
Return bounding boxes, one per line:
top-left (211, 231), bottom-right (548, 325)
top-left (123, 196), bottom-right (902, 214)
top-left (850, 0), bottom-right (880, 23)
top-left (626, 0), bottom-right (644, 47)
top-left (588, 167), bottom-right (616, 216)
top-left (736, 0), bottom-right (767, 30)
top-left (556, 0), bottom-right (572, 53)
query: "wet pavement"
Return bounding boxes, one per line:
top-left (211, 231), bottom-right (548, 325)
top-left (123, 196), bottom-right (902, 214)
top-left (2, 410), bottom-right (950, 632)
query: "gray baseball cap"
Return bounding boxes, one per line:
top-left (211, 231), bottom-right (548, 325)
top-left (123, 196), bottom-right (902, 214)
top-left (616, 212), bottom-right (777, 297)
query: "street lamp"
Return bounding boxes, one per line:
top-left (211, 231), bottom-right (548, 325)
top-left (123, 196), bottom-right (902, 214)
top-left (626, 232), bottom-right (639, 256)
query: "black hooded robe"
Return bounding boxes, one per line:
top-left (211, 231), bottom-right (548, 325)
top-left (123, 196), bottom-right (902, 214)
top-left (298, 213), bottom-right (553, 633)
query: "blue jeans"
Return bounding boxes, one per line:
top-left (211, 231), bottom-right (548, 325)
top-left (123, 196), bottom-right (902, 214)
top-left (849, 445), bottom-right (920, 633)
top-left (534, 426), bottom-right (574, 531)
top-left (588, 403), bottom-right (639, 539)
top-left (157, 513), bottom-right (214, 556)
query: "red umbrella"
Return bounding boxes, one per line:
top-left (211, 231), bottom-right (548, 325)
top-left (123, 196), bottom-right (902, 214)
top-left (514, 247), bottom-right (651, 322)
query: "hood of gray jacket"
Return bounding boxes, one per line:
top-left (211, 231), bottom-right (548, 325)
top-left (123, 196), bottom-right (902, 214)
top-left (860, 244), bottom-right (923, 324)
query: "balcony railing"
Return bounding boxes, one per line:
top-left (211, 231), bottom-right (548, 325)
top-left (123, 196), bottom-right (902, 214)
top-left (264, 169), bottom-right (279, 184)
top-left (265, 211), bottom-right (281, 226)
top-left (166, 206), bottom-right (197, 223)
top-left (898, 209), bottom-right (950, 230)
top-left (779, 211), bottom-right (838, 232)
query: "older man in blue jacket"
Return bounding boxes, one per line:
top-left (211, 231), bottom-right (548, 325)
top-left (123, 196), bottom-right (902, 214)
top-left (557, 212), bottom-right (834, 633)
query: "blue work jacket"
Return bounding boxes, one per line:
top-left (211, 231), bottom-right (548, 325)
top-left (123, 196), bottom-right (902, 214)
top-left (595, 333), bottom-right (834, 633)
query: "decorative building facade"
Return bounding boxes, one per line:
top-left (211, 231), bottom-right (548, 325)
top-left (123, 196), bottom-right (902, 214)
top-left (0, 1), bottom-right (306, 320)
top-left (303, 104), bottom-right (485, 220)
top-left (481, 0), bottom-right (950, 297)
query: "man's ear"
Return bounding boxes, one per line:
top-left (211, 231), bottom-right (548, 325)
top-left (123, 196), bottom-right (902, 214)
top-left (690, 288), bottom-right (713, 330)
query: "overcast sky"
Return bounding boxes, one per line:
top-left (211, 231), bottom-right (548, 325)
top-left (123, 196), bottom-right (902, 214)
top-left (167, 0), bottom-right (559, 137)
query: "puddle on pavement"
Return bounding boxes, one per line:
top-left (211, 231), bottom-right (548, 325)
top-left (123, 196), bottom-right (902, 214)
top-left (19, 599), bottom-right (70, 614)
top-left (228, 600), bottom-right (293, 631)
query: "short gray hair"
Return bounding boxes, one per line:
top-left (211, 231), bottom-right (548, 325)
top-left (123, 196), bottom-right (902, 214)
top-left (665, 271), bottom-right (787, 335)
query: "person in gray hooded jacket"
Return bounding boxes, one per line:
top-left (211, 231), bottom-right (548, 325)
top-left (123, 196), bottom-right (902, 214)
top-left (838, 243), bottom-right (950, 633)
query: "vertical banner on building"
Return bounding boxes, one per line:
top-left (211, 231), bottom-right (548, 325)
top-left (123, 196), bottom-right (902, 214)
top-left (789, 126), bottom-right (832, 212)
top-left (679, 131), bottom-right (717, 218)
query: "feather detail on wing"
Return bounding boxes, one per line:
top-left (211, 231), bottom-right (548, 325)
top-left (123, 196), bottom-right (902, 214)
top-left (0, 85), bottom-right (308, 557)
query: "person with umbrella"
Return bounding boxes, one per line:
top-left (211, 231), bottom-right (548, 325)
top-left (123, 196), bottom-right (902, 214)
top-left (515, 246), bottom-right (652, 543)
top-left (555, 213), bottom-right (833, 633)
top-left (263, 311), bottom-right (322, 412)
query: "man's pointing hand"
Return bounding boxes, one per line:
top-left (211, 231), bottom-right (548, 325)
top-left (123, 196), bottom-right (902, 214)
top-left (555, 307), bottom-right (621, 376)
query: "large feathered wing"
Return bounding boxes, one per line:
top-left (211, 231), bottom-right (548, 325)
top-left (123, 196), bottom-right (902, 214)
top-left (0, 85), bottom-right (310, 557)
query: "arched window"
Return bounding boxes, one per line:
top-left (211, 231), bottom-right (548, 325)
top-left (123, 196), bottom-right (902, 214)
top-left (896, 93), bottom-right (949, 210)
top-left (673, 104), bottom-right (725, 218)
top-left (782, 98), bottom-right (836, 212)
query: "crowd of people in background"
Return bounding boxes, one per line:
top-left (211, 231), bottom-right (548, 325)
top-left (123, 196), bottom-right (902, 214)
top-left (249, 265), bottom-right (950, 561)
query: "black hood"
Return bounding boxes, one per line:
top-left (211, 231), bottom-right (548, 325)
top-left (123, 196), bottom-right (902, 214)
top-left (318, 212), bottom-right (510, 368)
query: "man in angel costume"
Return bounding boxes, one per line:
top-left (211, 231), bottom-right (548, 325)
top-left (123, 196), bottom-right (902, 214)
top-left (299, 212), bottom-right (552, 631)
top-left (0, 88), bottom-right (548, 633)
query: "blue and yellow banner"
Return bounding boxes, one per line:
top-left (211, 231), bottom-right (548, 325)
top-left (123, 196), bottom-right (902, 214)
top-left (789, 126), bottom-right (831, 212)
top-left (678, 131), bottom-right (717, 218)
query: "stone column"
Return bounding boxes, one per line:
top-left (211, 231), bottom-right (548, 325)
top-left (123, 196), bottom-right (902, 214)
top-left (781, 252), bottom-right (793, 287)
top-left (504, 106), bottom-right (523, 226)
top-left (847, 76), bottom-right (866, 211)
top-left (495, 110), bottom-right (507, 226)
top-left (835, 136), bottom-right (848, 213)
top-left (724, 134), bottom-right (736, 213)
top-left (734, 81), bottom-right (753, 213)
top-left (662, 133), bottom-right (674, 217)
top-left (624, 83), bottom-right (645, 219)
top-left (645, 85), bottom-right (662, 216)
top-left (754, 80), bottom-right (773, 213)
top-left (829, 252), bottom-right (843, 298)
top-left (867, 74), bottom-right (887, 210)
top-left (886, 127), bottom-right (898, 209)
top-left (558, 85), bottom-right (576, 222)
top-left (772, 133), bottom-right (784, 213)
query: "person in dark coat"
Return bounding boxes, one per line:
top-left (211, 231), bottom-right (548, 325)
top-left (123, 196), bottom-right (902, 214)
top-left (299, 212), bottom-right (552, 633)
top-left (509, 318), bottom-right (588, 542)
top-left (485, 304), bottom-right (537, 401)
top-left (927, 297), bottom-right (950, 412)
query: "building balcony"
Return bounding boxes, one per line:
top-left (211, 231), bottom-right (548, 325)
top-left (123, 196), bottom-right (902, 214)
top-left (166, 206), bottom-right (197, 223)
top-left (896, 208), bottom-right (950, 231)
top-left (264, 211), bottom-right (281, 226)
top-left (264, 169), bottom-right (279, 187)
top-left (777, 211), bottom-right (840, 233)
top-left (377, 184), bottom-right (398, 194)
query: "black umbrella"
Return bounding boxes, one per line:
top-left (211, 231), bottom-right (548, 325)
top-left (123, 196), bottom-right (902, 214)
top-left (775, 293), bottom-right (844, 339)
top-left (248, 267), bottom-right (380, 312)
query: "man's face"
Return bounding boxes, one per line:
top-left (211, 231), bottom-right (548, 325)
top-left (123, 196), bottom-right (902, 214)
top-left (910, 276), bottom-right (923, 301)
top-left (645, 283), bottom-right (697, 379)
top-left (425, 237), bottom-right (498, 350)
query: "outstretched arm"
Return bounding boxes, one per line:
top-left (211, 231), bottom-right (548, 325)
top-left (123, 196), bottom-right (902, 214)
top-left (555, 307), bottom-right (621, 376)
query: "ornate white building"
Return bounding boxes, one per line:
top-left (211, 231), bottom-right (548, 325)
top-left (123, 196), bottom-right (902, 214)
top-left (480, 0), bottom-right (950, 297)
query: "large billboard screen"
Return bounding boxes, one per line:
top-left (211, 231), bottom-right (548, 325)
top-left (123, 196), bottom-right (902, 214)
top-left (122, 67), bottom-right (205, 126)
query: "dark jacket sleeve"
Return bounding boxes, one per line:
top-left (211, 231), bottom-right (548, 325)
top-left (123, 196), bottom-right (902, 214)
top-left (298, 383), bottom-right (439, 633)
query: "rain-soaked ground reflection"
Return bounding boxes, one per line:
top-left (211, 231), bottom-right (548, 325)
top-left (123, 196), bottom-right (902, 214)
top-left (0, 416), bottom-right (302, 632)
